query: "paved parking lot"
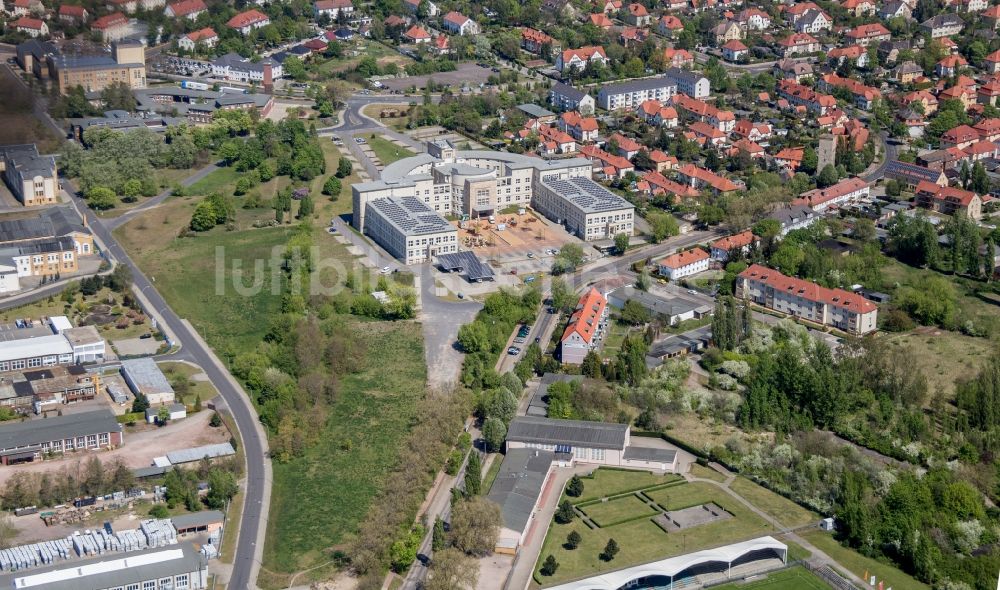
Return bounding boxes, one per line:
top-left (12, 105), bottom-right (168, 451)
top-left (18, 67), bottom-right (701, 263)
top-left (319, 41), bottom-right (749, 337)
top-left (0, 321), bottom-right (53, 341)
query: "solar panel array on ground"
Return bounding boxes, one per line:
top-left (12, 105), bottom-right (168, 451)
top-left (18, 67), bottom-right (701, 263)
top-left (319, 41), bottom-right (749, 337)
top-left (368, 197), bottom-right (453, 236)
top-left (544, 177), bottom-right (632, 213)
top-left (437, 250), bottom-right (495, 281)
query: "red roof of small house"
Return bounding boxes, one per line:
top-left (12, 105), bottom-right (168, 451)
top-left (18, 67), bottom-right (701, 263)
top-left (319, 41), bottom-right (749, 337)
top-left (941, 124), bottom-right (980, 144)
top-left (797, 177), bottom-right (868, 207)
top-left (915, 181), bottom-right (978, 206)
top-left (739, 264), bottom-right (877, 313)
top-left (985, 4), bottom-right (1000, 17)
top-left (579, 145), bottom-right (633, 170)
top-left (986, 49), bottom-right (1000, 63)
top-left (642, 171), bottom-right (698, 197)
top-left (434, 34), bottom-right (449, 49)
top-left (712, 230), bottom-right (756, 251)
top-left (443, 11), bottom-right (469, 26)
top-left (522, 27), bottom-right (553, 44)
top-left (59, 5), bottom-right (87, 17)
top-left (609, 133), bottom-right (643, 153)
top-left (384, 14), bottom-right (407, 26)
top-left (649, 150), bottom-right (675, 164)
top-left (561, 46), bottom-right (606, 63)
top-left (937, 54), bottom-right (967, 68)
top-left (846, 22), bottom-right (889, 39)
top-left (841, 0), bottom-right (873, 8)
top-left (561, 288), bottom-right (607, 345)
top-left (15, 16), bottom-right (44, 29)
top-left (779, 32), bottom-right (818, 47)
top-left (828, 45), bottom-right (864, 59)
top-left (659, 248), bottom-right (710, 269)
top-left (403, 24), bottom-right (430, 39)
top-left (627, 2), bottom-right (648, 15)
top-left (775, 147), bottom-right (804, 162)
top-left (689, 121), bottom-right (726, 139)
top-left (589, 12), bottom-right (613, 26)
top-left (731, 138), bottom-right (765, 154)
top-left (167, 0), bottom-right (206, 16)
top-left (303, 37), bottom-right (327, 50)
top-left (561, 111), bottom-right (599, 131)
top-left (963, 140), bottom-right (996, 157)
top-left (678, 163), bottom-right (740, 192)
top-left (185, 27), bottom-right (217, 42)
top-left (93, 12), bottom-right (128, 29)
top-left (227, 9), bottom-right (269, 29)
top-left (316, 0), bottom-right (352, 8)
top-left (659, 14), bottom-right (683, 29)
top-left (722, 39), bottom-right (748, 51)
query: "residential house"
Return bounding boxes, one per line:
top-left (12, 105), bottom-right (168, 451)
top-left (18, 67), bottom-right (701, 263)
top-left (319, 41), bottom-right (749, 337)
top-left (657, 248), bottom-right (710, 280)
top-left (314, 0), bottom-right (353, 19)
top-left (884, 160), bottom-right (948, 187)
top-left (638, 100), bottom-right (679, 127)
top-left (226, 9), bottom-right (270, 34)
top-left (828, 45), bottom-right (869, 68)
top-left (774, 147), bottom-right (804, 170)
top-left (936, 54), bottom-right (967, 77)
top-left (677, 163), bottom-right (742, 194)
top-left (589, 12), bottom-right (614, 28)
top-left (550, 83), bottom-right (595, 115)
top-left (767, 204), bottom-right (818, 235)
top-left (732, 119), bottom-right (772, 143)
top-left (14, 16), bottom-right (47, 37)
top-left (641, 171), bottom-right (698, 199)
top-left (940, 124), bottom-right (980, 149)
top-left (774, 58), bottom-right (814, 82)
top-left (841, 0), bottom-right (876, 17)
top-left (666, 67), bottom-right (710, 99)
top-left (920, 14), bottom-right (964, 38)
top-left (441, 11), bottom-right (478, 35)
top-left (556, 46), bottom-right (607, 73)
top-left (597, 76), bottom-right (678, 110)
top-left (710, 230), bottom-right (757, 261)
top-left (165, 0), bottom-right (206, 19)
top-left (914, 181), bottom-right (982, 219)
top-left (713, 20), bottom-right (745, 43)
top-left (985, 4), bottom-right (1000, 28)
top-left (892, 61), bottom-right (923, 83)
top-left (783, 1), bottom-right (822, 24)
top-left (735, 7), bottom-right (771, 30)
top-left (403, 0), bottom-right (438, 15)
top-left (722, 39), bottom-right (749, 61)
top-left (777, 78), bottom-right (837, 114)
top-left (985, 49), bottom-right (1000, 73)
top-left (624, 2), bottom-right (651, 25)
top-left (795, 8), bottom-right (832, 33)
top-left (879, 0), bottom-right (912, 19)
top-left (522, 28), bottom-right (558, 55)
top-left (657, 15), bottom-right (684, 36)
top-left (778, 33), bottom-right (820, 56)
top-left (845, 23), bottom-right (891, 46)
top-left (403, 25), bottom-right (431, 43)
top-left (178, 27), bottom-right (218, 51)
top-left (817, 73), bottom-right (881, 109)
top-left (91, 12), bottom-right (130, 41)
top-left (58, 5), bottom-right (88, 24)
top-left (579, 145), bottom-right (634, 178)
top-left (560, 288), bottom-right (608, 364)
top-left (737, 264), bottom-right (878, 334)
top-left (431, 34), bottom-right (450, 55)
top-left (689, 121), bottom-right (727, 146)
top-left (795, 177), bottom-right (869, 211)
top-left (662, 48), bottom-right (694, 68)
top-left (559, 111), bottom-right (599, 141)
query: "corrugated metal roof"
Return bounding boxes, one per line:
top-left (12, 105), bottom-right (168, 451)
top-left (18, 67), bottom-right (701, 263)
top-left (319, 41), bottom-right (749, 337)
top-left (485, 448), bottom-right (554, 533)
top-left (507, 417), bottom-right (628, 450)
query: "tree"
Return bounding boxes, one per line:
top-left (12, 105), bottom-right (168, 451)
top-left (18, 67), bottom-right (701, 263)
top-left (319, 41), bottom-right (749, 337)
top-left (555, 500), bottom-right (576, 524)
top-left (620, 300), bottom-right (651, 326)
top-left (297, 194), bottom-right (314, 219)
top-left (131, 392), bottom-right (150, 414)
top-left (449, 497), bottom-right (501, 556)
top-left (482, 417), bottom-right (507, 452)
top-left (432, 516), bottom-right (447, 551)
top-left (86, 186), bottom-right (118, 210)
top-left (205, 469), bottom-right (238, 509)
top-left (157, 405), bottom-right (170, 425)
top-left (601, 538), bottom-right (619, 561)
top-left (464, 452), bottom-right (482, 496)
top-left (614, 233), bottom-right (630, 255)
top-left (853, 218), bottom-right (876, 243)
top-left (209, 412), bottom-right (222, 427)
top-left (581, 351), bottom-right (603, 378)
top-left (389, 526), bottom-right (423, 573)
top-left (323, 176), bottom-right (342, 197)
top-left (817, 164), bottom-right (839, 188)
top-left (972, 161), bottom-right (991, 194)
top-left (565, 530), bottom-right (582, 550)
top-left (149, 504), bottom-right (170, 519)
top-left (566, 475), bottom-right (584, 498)
top-left (540, 555), bottom-right (560, 576)
top-left (336, 156), bottom-right (352, 178)
top-left (424, 548), bottom-right (479, 590)
top-left (646, 211), bottom-right (679, 243)
top-left (190, 201), bottom-right (218, 231)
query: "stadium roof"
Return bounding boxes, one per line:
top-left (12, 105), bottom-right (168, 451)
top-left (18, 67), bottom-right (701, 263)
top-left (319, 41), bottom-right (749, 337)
top-left (543, 537), bottom-right (787, 590)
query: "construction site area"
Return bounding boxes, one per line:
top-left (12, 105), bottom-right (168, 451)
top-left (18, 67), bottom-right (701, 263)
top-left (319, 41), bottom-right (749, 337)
top-left (451, 209), bottom-right (577, 260)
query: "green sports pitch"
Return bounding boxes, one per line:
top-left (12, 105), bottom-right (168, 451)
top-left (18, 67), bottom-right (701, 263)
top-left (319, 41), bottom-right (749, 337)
top-left (710, 566), bottom-right (830, 589)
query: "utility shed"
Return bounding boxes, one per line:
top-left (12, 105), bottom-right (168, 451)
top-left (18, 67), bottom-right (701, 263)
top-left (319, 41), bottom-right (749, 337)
top-left (121, 358), bottom-right (175, 405)
top-left (485, 448), bottom-right (554, 553)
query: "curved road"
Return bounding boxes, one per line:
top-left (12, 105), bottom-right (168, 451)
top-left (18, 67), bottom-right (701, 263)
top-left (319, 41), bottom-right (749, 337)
top-left (1, 182), bottom-right (270, 590)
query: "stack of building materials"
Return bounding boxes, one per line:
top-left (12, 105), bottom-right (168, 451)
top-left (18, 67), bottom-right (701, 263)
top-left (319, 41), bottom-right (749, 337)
top-left (140, 518), bottom-right (177, 547)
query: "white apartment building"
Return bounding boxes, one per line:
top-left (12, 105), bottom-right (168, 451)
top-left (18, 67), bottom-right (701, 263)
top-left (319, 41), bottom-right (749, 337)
top-left (597, 76), bottom-right (678, 110)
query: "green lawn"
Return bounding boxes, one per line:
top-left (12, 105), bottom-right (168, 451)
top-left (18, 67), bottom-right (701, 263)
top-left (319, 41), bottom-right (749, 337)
top-left (690, 463), bottom-right (728, 483)
top-left (883, 329), bottom-right (991, 401)
top-left (579, 495), bottom-right (657, 527)
top-left (186, 166), bottom-right (240, 196)
top-left (800, 529), bottom-right (931, 590)
top-left (729, 477), bottom-right (818, 529)
top-left (538, 481), bottom-right (773, 585)
top-left (159, 361), bottom-right (219, 408)
top-left (569, 468), bottom-right (683, 503)
top-left (366, 134), bottom-right (415, 165)
top-left (710, 566), bottom-right (829, 589)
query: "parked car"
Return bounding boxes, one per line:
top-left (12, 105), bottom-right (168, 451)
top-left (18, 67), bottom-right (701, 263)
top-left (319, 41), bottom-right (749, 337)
top-left (507, 346), bottom-right (521, 356)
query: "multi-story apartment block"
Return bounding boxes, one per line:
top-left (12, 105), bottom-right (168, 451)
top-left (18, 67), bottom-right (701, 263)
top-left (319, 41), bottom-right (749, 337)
top-left (0, 144), bottom-right (57, 206)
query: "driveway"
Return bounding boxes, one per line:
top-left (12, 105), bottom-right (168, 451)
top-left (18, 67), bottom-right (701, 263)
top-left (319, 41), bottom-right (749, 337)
top-left (418, 266), bottom-right (481, 392)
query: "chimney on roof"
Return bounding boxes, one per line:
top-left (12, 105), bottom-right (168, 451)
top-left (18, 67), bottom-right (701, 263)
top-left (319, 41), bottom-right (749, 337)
top-left (262, 62), bottom-right (273, 94)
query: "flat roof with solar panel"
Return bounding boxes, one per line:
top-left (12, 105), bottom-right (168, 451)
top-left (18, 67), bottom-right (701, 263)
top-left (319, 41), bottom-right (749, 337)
top-left (541, 177), bottom-right (633, 214)
top-left (366, 196), bottom-right (454, 237)
top-left (437, 251), bottom-right (495, 281)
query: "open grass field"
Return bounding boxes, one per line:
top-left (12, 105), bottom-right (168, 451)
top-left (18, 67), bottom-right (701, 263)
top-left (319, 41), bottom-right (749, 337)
top-left (569, 468), bottom-right (683, 503)
top-left (265, 318), bottom-right (427, 574)
top-left (159, 361), bottom-right (219, 408)
top-left (538, 480), bottom-right (773, 585)
top-left (729, 477), bottom-right (818, 529)
top-left (883, 328), bottom-right (991, 400)
top-left (366, 134), bottom-right (415, 165)
top-left (114, 198), bottom-right (292, 355)
top-left (186, 167), bottom-right (240, 196)
top-left (800, 529), bottom-right (930, 590)
top-left (710, 566), bottom-right (828, 589)
top-left (0, 68), bottom-right (63, 154)
top-left (579, 495), bottom-right (657, 527)
top-left (690, 463), bottom-right (728, 483)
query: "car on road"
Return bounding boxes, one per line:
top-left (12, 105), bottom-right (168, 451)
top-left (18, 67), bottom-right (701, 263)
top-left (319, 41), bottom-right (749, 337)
top-left (355, 137), bottom-right (367, 144)
top-left (526, 252), bottom-right (534, 258)
top-left (688, 289), bottom-right (698, 295)
top-left (525, 276), bottom-right (536, 283)
top-left (513, 337), bottom-right (525, 344)
top-left (380, 266), bottom-right (391, 274)
top-left (140, 333), bottom-right (152, 339)
top-left (535, 336), bottom-right (541, 344)
top-left (507, 346), bottom-right (521, 355)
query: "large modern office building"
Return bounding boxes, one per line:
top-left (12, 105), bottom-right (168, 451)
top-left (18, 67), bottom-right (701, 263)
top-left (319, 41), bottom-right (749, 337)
top-left (363, 196), bottom-right (458, 265)
top-left (352, 140), bottom-right (634, 261)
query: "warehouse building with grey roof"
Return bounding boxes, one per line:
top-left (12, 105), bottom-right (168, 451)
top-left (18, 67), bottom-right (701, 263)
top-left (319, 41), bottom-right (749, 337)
top-left (0, 409), bottom-right (123, 465)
